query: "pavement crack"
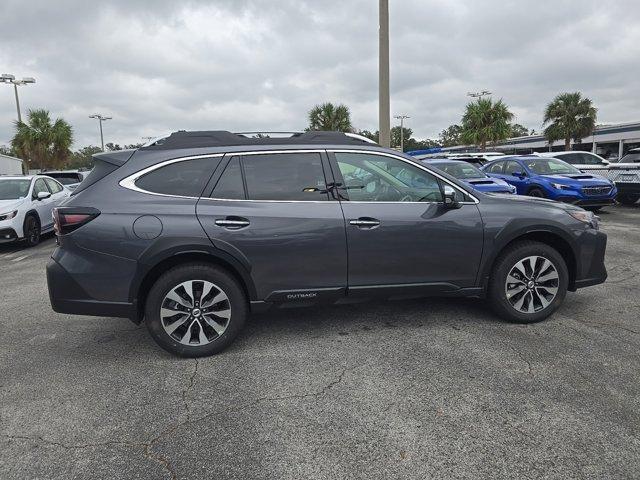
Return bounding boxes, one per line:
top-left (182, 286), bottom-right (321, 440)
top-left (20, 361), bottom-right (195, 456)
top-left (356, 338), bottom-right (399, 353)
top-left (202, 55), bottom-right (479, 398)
top-left (509, 346), bottom-right (534, 378)
top-left (181, 359), bottom-right (200, 419)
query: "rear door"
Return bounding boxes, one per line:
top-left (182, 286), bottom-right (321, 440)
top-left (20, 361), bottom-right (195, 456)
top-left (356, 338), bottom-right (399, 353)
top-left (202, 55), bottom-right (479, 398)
top-left (196, 150), bottom-right (347, 302)
top-left (329, 151), bottom-right (483, 293)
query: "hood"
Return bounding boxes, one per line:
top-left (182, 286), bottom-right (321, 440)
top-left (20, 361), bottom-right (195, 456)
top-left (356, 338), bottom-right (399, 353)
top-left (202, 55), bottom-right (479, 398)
top-left (0, 198), bottom-right (25, 213)
top-left (490, 193), bottom-right (578, 211)
top-left (542, 174), bottom-right (612, 186)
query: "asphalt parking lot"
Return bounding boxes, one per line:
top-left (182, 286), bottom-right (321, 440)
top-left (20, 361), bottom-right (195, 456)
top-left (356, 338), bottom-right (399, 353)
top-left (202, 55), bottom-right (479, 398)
top-left (1, 205), bottom-right (639, 480)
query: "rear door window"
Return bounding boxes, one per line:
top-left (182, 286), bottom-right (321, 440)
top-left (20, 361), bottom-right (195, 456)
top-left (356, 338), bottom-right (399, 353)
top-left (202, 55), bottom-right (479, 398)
top-left (241, 153), bottom-right (329, 201)
top-left (135, 157), bottom-right (219, 197)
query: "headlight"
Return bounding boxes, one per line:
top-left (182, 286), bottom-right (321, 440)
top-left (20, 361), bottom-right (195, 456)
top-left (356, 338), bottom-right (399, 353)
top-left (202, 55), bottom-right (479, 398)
top-left (551, 182), bottom-right (572, 191)
top-left (509, 185), bottom-right (517, 193)
top-left (0, 210), bottom-right (18, 221)
top-left (569, 210), bottom-right (599, 230)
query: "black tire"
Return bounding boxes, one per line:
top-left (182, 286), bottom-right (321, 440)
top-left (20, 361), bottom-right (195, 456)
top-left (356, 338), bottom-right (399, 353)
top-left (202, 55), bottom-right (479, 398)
top-left (23, 215), bottom-right (41, 247)
top-left (617, 194), bottom-right (638, 206)
top-left (145, 263), bottom-right (247, 357)
top-left (584, 206), bottom-right (602, 212)
top-left (488, 241), bottom-right (568, 324)
top-left (527, 187), bottom-right (546, 198)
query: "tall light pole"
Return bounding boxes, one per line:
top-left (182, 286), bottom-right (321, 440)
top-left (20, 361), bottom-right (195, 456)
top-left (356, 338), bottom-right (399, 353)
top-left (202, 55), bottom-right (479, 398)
top-left (89, 114), bottom-right (112, 150)
top-left (467, 90), bottom-right (492, 99)
top-left (1, 74), bottom-right (36, 123)
top-left (379, 0), bottom-right (390, 148)
top-left (394, 115), bottom-right (410, 151)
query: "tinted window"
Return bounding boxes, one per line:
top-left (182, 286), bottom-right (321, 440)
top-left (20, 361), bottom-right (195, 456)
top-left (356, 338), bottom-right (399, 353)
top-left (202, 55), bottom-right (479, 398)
top-left (560, 153), bottom-right (601, 165)
top-left (33, 178), bottom-right (49, 197)
top-left (211, 157), bottom-right (245, 199)
top-left (242, 153), bottom-right (329, 201)
top-left (485, 161), bottom-right (504, 174)
top-left (504, 161), bottom-right (523, 176)
top-left (47, 173), bottom-right (82, 184)
top-left (44, 178), bottom-right (64, 193)
top-left (334, 152), bottom-right (443, 202)
top-left (619, 153), bottom-right (640, 163)
top-left (135, 158), bottom-right (218, 197)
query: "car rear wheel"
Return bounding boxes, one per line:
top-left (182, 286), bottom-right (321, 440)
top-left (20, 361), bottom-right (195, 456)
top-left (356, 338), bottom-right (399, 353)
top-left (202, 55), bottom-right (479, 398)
top-left (527, 187), bottom-right (545, 198)
top-left (145, 263), bottom-right (247, 357)
top-left (23, 215), bottom-right (41, 247)
top-left (488, 241), bottom-right (568, 323)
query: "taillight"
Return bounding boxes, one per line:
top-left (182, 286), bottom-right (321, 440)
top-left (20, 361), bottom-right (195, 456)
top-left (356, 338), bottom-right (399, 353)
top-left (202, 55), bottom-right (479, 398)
top-left (53, 207), bottom-right (100, 235)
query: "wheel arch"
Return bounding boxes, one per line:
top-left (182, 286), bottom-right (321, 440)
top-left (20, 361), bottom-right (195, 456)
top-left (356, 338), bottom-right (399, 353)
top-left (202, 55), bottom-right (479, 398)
top-left (481, 228), bottom-right (578, 291)
top-left (131, 246), bottom-right (256, 324)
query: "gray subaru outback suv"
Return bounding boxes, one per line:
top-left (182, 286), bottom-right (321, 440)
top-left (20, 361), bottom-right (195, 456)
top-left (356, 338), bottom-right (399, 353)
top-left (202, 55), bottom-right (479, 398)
top-left (46, 131), bottom-right (607, 357)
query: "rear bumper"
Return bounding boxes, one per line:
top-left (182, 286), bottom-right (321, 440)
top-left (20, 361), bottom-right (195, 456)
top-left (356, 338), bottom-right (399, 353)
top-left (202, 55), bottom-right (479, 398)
top-left (47, 257), bottom-right (136, 319)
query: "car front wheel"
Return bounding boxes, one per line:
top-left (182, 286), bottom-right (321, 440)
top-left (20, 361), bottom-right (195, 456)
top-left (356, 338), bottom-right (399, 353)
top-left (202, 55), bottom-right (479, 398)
top-left (145, 263), bottom-right (247, 357)
top-left (23, 215), bottom-right (41, 247)
top-left (488, 241), bottom-right (568, 323)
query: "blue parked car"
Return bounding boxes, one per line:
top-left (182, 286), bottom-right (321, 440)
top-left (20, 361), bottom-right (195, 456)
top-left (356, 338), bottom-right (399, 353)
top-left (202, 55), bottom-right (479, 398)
top-left (424, 159), bottom-right (516, 194)
top-left (482, 156), bottom-right (617, 210)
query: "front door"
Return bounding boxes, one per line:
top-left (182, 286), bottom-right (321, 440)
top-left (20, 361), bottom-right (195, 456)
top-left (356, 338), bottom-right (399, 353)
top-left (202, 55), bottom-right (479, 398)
top-left (196, 151), bottom-right (347, 302)
top-left (330, 151), bottom-right (483, 294)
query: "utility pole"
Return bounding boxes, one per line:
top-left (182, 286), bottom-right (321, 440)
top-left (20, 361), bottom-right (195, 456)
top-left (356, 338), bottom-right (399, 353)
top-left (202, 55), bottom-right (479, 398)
top-left (89, 114), bottom-right (112, 151)
top-left (379, 0), bottom-right (390, 148)
top-left (394, 114), bottom-right (410, 151)
top-left (1, 74), bottom-right (36, 123)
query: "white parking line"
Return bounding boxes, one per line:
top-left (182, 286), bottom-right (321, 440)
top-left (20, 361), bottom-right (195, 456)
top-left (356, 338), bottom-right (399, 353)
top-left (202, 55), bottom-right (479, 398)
top-left (11, 255), bottom-right (30, 262)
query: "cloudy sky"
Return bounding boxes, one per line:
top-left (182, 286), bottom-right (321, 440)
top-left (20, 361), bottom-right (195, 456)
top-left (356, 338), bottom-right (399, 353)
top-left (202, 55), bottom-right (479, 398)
top-left (1, 0), bottom-right (639, 148)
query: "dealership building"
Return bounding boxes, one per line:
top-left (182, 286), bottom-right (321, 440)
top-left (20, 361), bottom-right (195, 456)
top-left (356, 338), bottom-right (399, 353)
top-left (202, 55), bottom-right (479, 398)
top-left (446, 121), bottom-right (640, 160)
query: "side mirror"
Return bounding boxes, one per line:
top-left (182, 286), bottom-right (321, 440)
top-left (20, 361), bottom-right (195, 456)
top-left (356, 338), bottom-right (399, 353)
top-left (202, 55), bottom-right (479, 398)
top-left (36, 191), bottom-right (51, 201)
top-left (602, 160), bottom-right (610, 165)
top-left (443, 185), bottom-right (462, 209)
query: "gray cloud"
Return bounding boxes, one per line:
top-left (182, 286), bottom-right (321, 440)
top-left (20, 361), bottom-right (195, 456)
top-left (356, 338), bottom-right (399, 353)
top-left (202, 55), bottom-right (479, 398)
top-left (1, 0), bottom-right (639, 148)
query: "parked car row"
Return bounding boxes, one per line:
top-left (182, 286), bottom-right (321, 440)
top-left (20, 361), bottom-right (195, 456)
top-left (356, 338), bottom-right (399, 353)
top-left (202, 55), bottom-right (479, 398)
top-left (415, 149), bottom-right (639, 207)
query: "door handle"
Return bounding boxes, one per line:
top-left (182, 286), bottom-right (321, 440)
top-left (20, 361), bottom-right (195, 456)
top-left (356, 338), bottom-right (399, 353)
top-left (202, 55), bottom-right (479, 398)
top-left (349, 217), bottom-right (380, 228)
top-left (215, 217), bottom-right (250, 229)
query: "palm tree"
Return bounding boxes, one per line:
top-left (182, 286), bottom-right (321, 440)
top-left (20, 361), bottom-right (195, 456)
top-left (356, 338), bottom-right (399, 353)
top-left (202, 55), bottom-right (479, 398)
top-left (308, 103), bottom-right (353, 132)
top-left (460, 98), bottom-right (513, 150)
top-left (11, 109), bottom-right (73, 171)
top-left (543, 92), bottom-right (597, 151)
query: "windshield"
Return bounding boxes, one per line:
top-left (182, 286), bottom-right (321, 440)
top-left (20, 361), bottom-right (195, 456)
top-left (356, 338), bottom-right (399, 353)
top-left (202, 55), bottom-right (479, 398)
top-left (0, 179), bottom-right (31, 200)
top-left (435, 162), bottom-right (485, 179)
top-left (619, 153), bottom-right (640, 163)
top-left (523, 158), bottom-right (580, 175)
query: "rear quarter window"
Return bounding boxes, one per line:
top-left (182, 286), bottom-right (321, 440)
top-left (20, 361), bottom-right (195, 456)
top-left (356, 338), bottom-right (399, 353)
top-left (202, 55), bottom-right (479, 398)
top-left (135, 157), bottom-right (220, 197)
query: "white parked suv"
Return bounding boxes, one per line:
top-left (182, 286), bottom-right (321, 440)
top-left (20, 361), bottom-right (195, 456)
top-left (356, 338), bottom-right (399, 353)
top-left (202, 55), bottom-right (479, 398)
top-left (537, 151), bottom-right (610, 171)
top-left (0, 175), bottom-right (70, 246)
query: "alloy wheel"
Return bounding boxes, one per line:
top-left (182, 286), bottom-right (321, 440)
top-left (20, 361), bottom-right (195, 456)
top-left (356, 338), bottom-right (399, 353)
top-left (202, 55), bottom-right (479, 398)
top-left (160, 280), bottom-right (231, 345)
top-left (504, 255), bottom-right (559, 314)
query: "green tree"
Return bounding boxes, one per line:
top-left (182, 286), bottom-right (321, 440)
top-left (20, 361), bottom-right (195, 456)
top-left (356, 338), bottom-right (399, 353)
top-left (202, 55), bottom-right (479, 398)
top-left (308, 103), bottom-right (353, 132)
top-left (11, 109), bottom-right (73, 171)
top-left (439, 124), bottom-right (463, 147)
top-left (358, 130), bottom-right (379, 143)
top-left (461, 98), bottom-right (513, 150)
top-left (67, 145), bottom-right (102, 169)
top-left (510, 123), bottom-right (530, 137)
top-left (543, 92), bottom-right (597, 151)
top-left (0, 145), bottom-right (17, 157)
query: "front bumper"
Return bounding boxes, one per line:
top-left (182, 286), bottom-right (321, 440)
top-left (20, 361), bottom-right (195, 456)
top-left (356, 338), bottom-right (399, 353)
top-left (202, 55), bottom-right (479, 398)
top-left (0, 228), bottom-right (19, 243)
top-left (571, 229), bottom-right (607, 291)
